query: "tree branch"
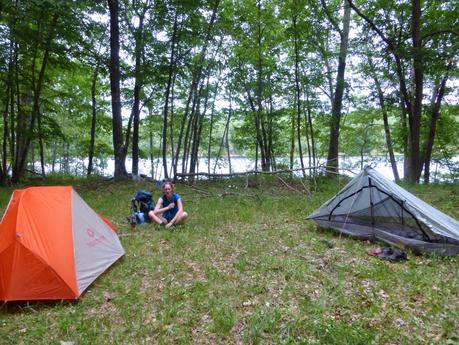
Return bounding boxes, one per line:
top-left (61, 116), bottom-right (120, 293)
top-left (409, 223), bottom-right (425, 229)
top-left (422, 29), bottom-right (459, 42)
top-left (317, 85), bottom-right (332, 101)
top-left (346, 0), bottom-right (394, 51)
top-left (320, 0), bottom-right (342, 36)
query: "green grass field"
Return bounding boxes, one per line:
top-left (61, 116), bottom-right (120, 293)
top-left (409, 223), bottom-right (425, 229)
top-left (1, 175), bottom-right (458, 344)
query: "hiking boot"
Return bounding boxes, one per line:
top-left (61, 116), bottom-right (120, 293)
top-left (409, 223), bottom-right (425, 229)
top-left (127, 216), bottom-right (137, 228)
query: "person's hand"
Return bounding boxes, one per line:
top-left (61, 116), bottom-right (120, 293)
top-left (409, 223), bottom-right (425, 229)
top-left (168, 202), bottom-right (175, 210)
top-left (165, 222), bottom-right (174, 228)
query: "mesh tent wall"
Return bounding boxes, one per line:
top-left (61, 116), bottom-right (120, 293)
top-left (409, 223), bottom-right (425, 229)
top-left (307, 167), bottom-right (459, 255)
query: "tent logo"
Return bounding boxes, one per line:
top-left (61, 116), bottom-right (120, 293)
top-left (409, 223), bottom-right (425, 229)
top-left (86, 228), bottom-right (107, 248)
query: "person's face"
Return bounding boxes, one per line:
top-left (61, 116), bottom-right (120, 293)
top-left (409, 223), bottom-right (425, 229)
top-left (163, 184), bottom-right (173, 198)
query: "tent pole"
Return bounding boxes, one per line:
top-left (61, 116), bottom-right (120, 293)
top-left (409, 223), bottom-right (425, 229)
top-left (401, 201), bottom-right (405, 225)
top-left (369, 178), bottom-right (375, 227)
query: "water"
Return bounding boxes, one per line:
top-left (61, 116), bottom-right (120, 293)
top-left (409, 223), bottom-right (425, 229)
top-left (93, 155), bottom-right (457, 182)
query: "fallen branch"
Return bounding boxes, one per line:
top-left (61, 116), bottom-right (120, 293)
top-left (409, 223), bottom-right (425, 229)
top-left (219, 191), bottom-right (259, 198)
top-left (175, 166), bottom-right (322, 181)
top-left (298, 177), bottom-right (312, 196)
top-left (174, 165), bottom-right (357, 181)
top-left (275, 175), bottom-right (304, 194)
top-left (181, 182), bottom-right (213, 196)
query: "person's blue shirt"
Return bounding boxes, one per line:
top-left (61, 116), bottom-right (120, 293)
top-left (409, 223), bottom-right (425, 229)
top-left (161, 193), bottom-right (181, 221)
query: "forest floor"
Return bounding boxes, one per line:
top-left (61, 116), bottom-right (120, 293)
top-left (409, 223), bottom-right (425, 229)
top-left (1, 174), bottom-right (458, 344)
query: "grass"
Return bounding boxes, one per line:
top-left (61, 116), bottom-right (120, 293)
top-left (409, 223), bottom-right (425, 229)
top-left (0, 175), bottom-right (459, 344)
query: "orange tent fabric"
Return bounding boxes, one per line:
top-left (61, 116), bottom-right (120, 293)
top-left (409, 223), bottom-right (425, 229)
top-left (0, 186), bottom-right (125, 302)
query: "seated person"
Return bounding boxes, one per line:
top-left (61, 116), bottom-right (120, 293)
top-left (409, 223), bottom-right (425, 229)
top-left (149, 181), bottom-right (188, 228)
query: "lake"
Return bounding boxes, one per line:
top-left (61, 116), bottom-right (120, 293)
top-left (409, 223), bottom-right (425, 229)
top-left (91, 155), bottom-right (457, 183)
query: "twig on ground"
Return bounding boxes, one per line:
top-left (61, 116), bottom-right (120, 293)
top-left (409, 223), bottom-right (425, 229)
top-left (275, 175), bottom-right (304, 194)
top-left (219, 191), bottom-right (258, 198)
top-left (299, 178), bottom-right (312, 196)
top-left (182, 183), bottom-right (212, 196)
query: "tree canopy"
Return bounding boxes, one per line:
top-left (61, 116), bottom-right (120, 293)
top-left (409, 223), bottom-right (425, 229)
top-left (0, 0), bottom-right (457, 184)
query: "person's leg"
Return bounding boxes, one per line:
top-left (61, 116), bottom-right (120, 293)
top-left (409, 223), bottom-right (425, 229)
top-left (148, 210), bottom-right (167, 225)
top-left (174, 212), bottom-right (188, 225)
top-left (164, 211), bottom-right (188, 228)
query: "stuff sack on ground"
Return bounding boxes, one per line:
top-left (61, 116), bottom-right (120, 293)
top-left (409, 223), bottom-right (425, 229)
top-left (127, 190), bottom-right (155, 227)
top-left (367, 247), bottom-right (408, 262)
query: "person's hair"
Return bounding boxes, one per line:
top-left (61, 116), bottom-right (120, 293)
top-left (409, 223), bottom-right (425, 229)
top-left (161, 181), bottom-right (174, 191)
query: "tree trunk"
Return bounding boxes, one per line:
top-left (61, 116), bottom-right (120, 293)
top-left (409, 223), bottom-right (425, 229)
top-left (51, 139), bottom-right (57, 173)
top-left (226, 89), bottom-right (233, 174)
top-left (63, 141), bottom-right (70, 174)
top-left (255, 140), bottom-right (259, 172)
top-left (149, 122), bottom-right (155, 178)
top-left (293, 13), bottom-right (305, 175)
top-left (186, 91), bottom-right (201, 174)
top-left (131, 35), bottom-right (144, 175)
top-left (37, 108), bottom-right (45, 176)
top-left (367, 55), bottom-right (400, 182)
top-left (1, 62), bottom-right (11, 184)
top-left (256, 0), bottom-right (269, 171)
top-left (173, 0), bottom-right (220, 177)
top-left (181, 86), bottom-right (199, 174)
top-left (127, 4), bottom-right (150, 177)
top-left (11, 40), bottom-right (19, 166)
top-left (12, 13), bottom-right (58, 183)
top-left (190, 72), bottom-right (213, 174)
top-left (30, 143), bottom-right (35, 174)
top-left (244, 82), bottom-right (266, 172)
top-left (107, 0), bottom-right (128, 179)
top-left (87, 59), bottom-right (100, 177)
top-left (168, 66), bottom-right (178, 178)
top-left (347, 0), bottom-right (424, 183)
top-left (326, 2), bottom-right (351, 174)
top-left (213, 104), bottom-right (232, 174)
top-left (409, 0), bottom-right (423, 182)
top-left (305, 90), bottom-right (316, 171)
top-left (422, 60), bottom-right (452, 184)
top-left (162, 9), bottom-right (179, 180)
top-left (289, 106), bottom-right (295, 170)
top-left (207, 74), bottom-right (220, 174)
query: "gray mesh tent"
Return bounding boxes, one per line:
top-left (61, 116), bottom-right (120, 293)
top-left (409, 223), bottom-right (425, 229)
top-left (307, 166), bottom-right (459, 255)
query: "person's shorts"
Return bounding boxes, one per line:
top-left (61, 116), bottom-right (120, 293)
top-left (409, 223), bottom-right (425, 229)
top-left (162, 211), bottom-right (176, 222)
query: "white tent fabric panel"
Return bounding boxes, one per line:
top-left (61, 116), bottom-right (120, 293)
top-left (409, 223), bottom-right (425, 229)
top-left (72, 190), bottom-right (125, 294)
top-left (365, 168), bottom-right (459, 240)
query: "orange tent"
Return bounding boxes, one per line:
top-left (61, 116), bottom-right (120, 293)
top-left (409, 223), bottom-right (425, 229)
top-left (0, 186), bottom-right (125, 302)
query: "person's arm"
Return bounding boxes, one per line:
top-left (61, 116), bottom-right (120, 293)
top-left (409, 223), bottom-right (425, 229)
top-left (167, 198), bottom-right (183, 226)
top-left (153, 198), bottom-right (175, 215)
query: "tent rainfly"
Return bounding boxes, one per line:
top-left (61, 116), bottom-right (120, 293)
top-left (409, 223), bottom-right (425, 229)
top-left (307, 166), bottom-right (459, 255)
top-left (0, 186), bottom-right (125, 302)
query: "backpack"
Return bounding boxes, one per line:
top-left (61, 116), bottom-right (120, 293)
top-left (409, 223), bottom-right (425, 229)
top-left (128, 190), bottom-right (155, 226)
